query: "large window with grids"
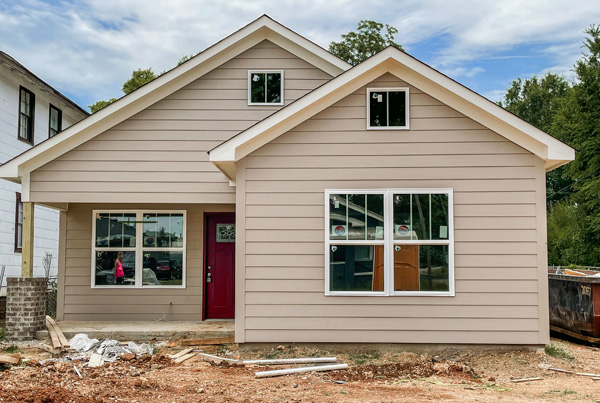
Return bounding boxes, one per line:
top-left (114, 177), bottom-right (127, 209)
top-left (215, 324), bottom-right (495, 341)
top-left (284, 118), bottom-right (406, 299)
top-left (92, 210), bottom-right (186, 288)
top-left (325, 189), bottom-right (454, 296)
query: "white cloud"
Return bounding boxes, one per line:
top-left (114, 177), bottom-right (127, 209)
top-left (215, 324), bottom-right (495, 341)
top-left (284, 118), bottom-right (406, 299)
top-left (1, 0), bottom-right (598, 109)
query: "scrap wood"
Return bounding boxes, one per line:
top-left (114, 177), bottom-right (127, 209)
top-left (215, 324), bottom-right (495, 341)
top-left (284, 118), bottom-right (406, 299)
top-left (45, 318), bottom-right (61, 350)
top-left (197, 353), bottom-right (240, 365)
top-left (243, 357), bottom-right (338, 365)
top-left (548, 368), bottom-right (573, 374)
top-left (0, 353), bottom-right (22, 365)
top-left (510, 377), bottom-right (544, 383)
top-left (180, 337), bottom-right (235, 346)
top-left (255, 363), bottom-right (349, 378)
top-left (168, 348), bottom-right (194, 359)
top-left (37, 343), bottom-right (57, 354)
top-left (576, 372), bottom-right (600, 377)
top-left (46, 316), bottom-right (70, 348)
top-left (174, 353), bottom-right (197, 364)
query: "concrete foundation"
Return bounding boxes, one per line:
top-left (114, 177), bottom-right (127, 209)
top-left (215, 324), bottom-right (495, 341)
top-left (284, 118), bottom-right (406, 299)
top-left (5, 277), bottom-right (47, 342)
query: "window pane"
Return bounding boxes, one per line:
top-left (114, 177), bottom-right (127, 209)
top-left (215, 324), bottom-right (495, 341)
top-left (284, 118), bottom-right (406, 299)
top-left (169, 214), bottom-right (184, 247)
top-left (388, 91), bottom-right (406, 127)
top-left (329, 194), bottom-right (347, 240)
top-left (266, 73), bottom-right (281, 103)
top-left (394, 245), bottom-right (448, 292)
top-left (347, 194), bottom-right (366, 240)
top-left (431, 194), bottom-right (449, 240)
top-left (17, 224), bottom-right (22, 248)
top-left (20, 115), bottom-right (28, 139)
top-left (330, 245), bottom-right (384, 292)
top-left (393, 194), bottom-right (412, 240)
top-left (369, 91), bottom-right (387, 127)
top-left (411, 194), bottom-right (430, 240)
top-left (143, 213), bottom-right (157, 247)
top-left (366, 194), bottom-right (384, 240)
top-left (143, 251), bottom-right (183, 286)
top-left (95, 251), bottom-right (135, 286)
top-left (95, 213), bottom-right (109, 247)
top-left (108, 213), bottom-right (136, 247)
top-left (250, 73), bottom-right (265, 103)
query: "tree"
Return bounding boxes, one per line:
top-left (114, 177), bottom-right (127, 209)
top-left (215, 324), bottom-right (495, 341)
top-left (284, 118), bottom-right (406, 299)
top-left (122, 68), bottom-right (156, 94)
top-left (89, 98), bottom-right (118, 114)
top-left (499, 73), bottom-right (573, 205)
top-left (329, 20), bottom-right (403, 65)
top-left (547, 201), bottom-right (592, 265)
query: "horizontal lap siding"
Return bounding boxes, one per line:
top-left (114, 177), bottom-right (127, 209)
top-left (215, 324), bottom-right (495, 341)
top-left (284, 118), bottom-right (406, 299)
top-left (239, 72), bottom-right (545, 344)
top-left (30, 40), bottom-right (332, 204)
top-left (61, 203), bottom-right (234, 321)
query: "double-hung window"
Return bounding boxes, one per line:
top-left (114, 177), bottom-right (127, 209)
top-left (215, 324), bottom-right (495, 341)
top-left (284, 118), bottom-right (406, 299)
top-left (325, 189), bottom-right (454, 296)
top-left (14, 193), bottom-right (23, 253)
top-left (248, 70), bottom-right (283, 105)
top-left (18, 86), bottom-right (35, 144)
top-left (367, 87), bottom-right (409, 130)
top-left (92, 210), bottom-right (186, 288)
top-left (49, 104), bottom-right (62, 137)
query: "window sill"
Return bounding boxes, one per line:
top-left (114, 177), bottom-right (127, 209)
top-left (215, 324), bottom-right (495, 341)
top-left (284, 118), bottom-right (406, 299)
top-left (367, 126), bottom-right (410, 130)
top-left (248, 102), bottom-right (284, 106)
top-left (91, 285), bottom-right (186, 290)
top-left (17, 137), bottom-right (34, 146)
top-left (326, 291), bottom-right (455, 297)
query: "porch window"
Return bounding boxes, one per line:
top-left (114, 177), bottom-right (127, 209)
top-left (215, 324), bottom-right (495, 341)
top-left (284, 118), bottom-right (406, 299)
top-left (14, 193), bottom-right (22, 252)
top-left (325, 189), bottom-right (454, 296)
top-left (92, 210), bottom-right (186, 288)
top-left (18, 86), bottom-right (35, 144)
top-left (49, 104), bottom-right (62, 137)
top-left (248, 70), bottom-right (283, 105)
top-left (367, 87), bottom-right (409, 130)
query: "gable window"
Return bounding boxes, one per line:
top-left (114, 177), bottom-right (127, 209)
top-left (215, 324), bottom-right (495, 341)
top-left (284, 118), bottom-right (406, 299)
top-left (325, 189), bottom-right (454, 296)
top-left (18, 86), bottom-right (35, 144)
top-left (14, 193), bottom-right (23, 253)
top-left (367, 87), bottom-right (409, 130)
top-left (49, 104), bottom-right (62, 137)
top-left (248, 70), bottom-right (283, 105)
top-left (92, 210), bottom-right (186, 288)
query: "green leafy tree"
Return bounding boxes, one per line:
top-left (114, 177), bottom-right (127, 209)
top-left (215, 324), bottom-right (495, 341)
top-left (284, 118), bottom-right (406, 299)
top-left (552, 26), bottom-right (600, 261)
top-left (547, 201), bottom-right (592, 265)
top-left (89, 98), bottom-right (118, 114)
top-left (122, 68), bottom-right (156, 94)
top-left (499, 73), bottom-right (573, 205)
top-left (329, 20), bottom-right (404, 65)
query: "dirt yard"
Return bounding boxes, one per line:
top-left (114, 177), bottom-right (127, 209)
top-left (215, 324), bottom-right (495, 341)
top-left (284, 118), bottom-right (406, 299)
top-left (0, 337), bottom-right (599, 402)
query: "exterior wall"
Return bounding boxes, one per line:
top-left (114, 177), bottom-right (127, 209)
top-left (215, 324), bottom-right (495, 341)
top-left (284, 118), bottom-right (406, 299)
top-left (0, 59), bottom-right (86, 291)
top-left (58, 203), bottom-right (234, 321)
top-left (30, 40), bottom-right (333, 205)
top-left (236, 72), bottom-right (548, 345)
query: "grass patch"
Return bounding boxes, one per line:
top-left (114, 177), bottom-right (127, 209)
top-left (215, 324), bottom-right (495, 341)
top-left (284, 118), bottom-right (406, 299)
top-left (5, 345), bottom-right (19, 354)
top-left (349, 351), bottom-right (381, 365)
top-left (0, 327), bottom-right (4, 342)
top-left (562, 389), bottom-right (577, 395)
top-left (260, 348), bottom-right (281, 360)
top-left (544, 343), bottom-right (574, 361)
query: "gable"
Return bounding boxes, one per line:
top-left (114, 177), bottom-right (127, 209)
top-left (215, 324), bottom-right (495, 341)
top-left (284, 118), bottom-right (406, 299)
top-left (28, 40), bottom-right (333, 204)
top-left (209, 47), bottom-right (574, 180)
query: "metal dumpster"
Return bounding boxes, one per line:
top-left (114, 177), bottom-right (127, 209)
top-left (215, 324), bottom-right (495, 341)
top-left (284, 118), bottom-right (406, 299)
top-left (548, 269), bottom-right (600, 342)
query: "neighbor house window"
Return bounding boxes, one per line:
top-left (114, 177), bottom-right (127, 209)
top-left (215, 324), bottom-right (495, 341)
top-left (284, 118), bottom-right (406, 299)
top-left (49, 104), bottom-right (62, 137)
top-left (18, 86), bottom-right (35, 144)
top-left (14, 193), bottom-right (22, 253)
top-left (325, 189), bottom-right (454, 296)
top-left (248, 70), bottom-right (283, 105)
top-left (92, 210), bottom-right (186, 288)
top-left (367, 87), bottom-right (409, 129)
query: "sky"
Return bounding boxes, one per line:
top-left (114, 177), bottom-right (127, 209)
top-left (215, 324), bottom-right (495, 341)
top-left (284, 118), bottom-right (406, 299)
top-left (1, 0), bottom-right (599, 111)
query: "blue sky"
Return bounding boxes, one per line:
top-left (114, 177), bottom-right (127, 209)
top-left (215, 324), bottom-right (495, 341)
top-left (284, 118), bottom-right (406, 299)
top-left (1, 0), bottom-right (599, 111)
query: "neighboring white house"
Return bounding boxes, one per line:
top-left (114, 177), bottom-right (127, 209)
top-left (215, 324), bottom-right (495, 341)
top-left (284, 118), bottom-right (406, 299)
top-left (0, 51), bottom-right (88, 292)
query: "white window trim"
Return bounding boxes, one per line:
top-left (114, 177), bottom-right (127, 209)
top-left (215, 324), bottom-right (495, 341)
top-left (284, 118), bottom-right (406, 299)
top-left (248, 70), bottom-right (284, 106)
top-left (91, 210), bottom-right (187, 289)
top-left (324, 189), bottom-right (454, 297)
top-left (366, 87), bottom-right (410, 130)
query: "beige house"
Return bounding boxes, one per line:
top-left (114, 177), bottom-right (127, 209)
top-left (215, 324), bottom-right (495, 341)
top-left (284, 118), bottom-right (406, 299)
top-left (0, 16), bottom-right (574, 345)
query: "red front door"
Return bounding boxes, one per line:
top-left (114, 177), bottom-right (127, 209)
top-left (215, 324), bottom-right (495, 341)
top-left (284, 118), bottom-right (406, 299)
top-left (205, 213), bottom-right (235, 319)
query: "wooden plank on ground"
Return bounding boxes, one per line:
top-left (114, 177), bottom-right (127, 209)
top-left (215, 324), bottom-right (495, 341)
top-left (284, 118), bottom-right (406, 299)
top-left (168, 348), bottom-right (194, 359)
top-left (510, 377), bottom-right (543, 383)
top-left (174, 353), bottom-right (197, 364)
top-left (46, 316), bottom-right (70, 348)
top-left (45, 317), bottom-right (61, 350)
top-left (0, 354), bottom-right (22, 365)
top-left (197, 353), bottom-right (239, 365)
top-left (181, 337), bottom-right (235, 346)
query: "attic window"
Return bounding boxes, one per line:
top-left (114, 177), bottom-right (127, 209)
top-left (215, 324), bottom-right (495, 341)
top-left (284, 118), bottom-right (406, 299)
top-left (367, 87), bottom-right (409, 130)
top-left (248, 71), bottom-right (283, 105)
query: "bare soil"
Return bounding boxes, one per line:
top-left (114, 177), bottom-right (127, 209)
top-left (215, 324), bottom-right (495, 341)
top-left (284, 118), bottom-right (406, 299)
top-left (0, 338), bottom-right (599, 402)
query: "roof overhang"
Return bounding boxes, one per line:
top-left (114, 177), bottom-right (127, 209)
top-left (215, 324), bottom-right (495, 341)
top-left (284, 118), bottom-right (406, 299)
top-left (0, 15), bottom-right (351, 184)
top-left (209, 47), bottom-right (575, 181)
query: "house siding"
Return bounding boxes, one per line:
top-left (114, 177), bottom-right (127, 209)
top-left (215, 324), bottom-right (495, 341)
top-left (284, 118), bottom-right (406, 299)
top-left (58, 203), bottom-right (234, 321)
top-left (29, 40), bottom-right (332, 204)
top-left (236, 73), bottom-right (547, 345)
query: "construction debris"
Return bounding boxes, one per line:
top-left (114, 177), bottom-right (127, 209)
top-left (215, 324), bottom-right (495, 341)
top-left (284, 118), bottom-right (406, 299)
top-left (180, 337), bottom-right (235, 346)
top-left (173, 353), bottom-right (197, 364)
top-left (197, 352), bottom-right (239, 365)
top-left (510, 377), bottom-right (544, 383)
top-left (255, 363), bottom-right (349, 378)
top-left (45, 316), bottom-right (70, 349)
top-left (88, 353), bottom-right (104, 368)
top-left (169, 348), bottom-right (194, 359)
top-left (243, 357), bottom-right (338, 365)
top-left (0, 353), bottom-right (22, 365)
top-left (547, 367), bottom-right (573, 374)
